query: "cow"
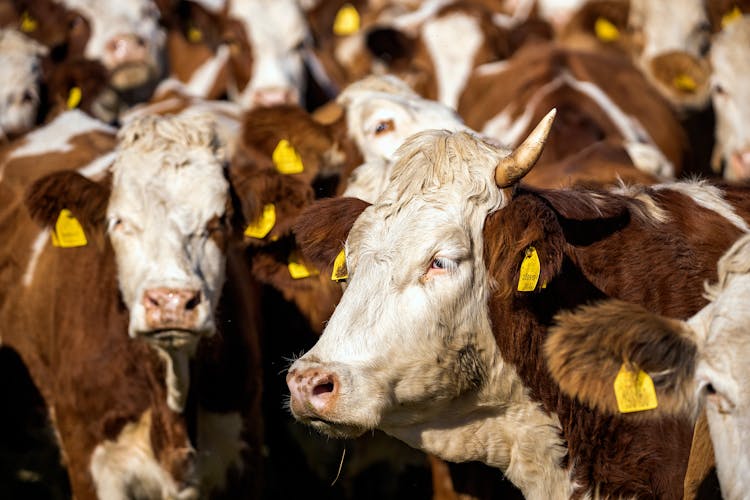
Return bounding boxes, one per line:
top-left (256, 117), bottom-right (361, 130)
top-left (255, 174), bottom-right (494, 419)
top-left (709, 15), bottom-right (750, 181)
top-left (545, 232), bottom-right (750, 500)
top-left (0, 112), bottom-right (264, 497)
top-left (286, 110), bottom-right (750, 498)
top-left (0, 29), bottom-right (47, 142)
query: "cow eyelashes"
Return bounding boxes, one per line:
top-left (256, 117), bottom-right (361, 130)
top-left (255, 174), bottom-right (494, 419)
top-left (374, 119), bottom-right (395, 135)
top-left (428, 256), bottom-right (457, 273)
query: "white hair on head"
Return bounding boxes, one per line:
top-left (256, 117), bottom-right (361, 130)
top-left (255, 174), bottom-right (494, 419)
top-left (705, 234), bottom-right (750, 300)
top-left (116, 113), bottom-right (221, 155)
top-left (0, 29), bottom-right (48, 56)
top-left (337, 74), bottom-right (420, 104)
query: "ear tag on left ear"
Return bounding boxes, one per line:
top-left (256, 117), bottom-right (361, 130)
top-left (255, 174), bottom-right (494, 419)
top-left (288, 250), bottom-right (319, 279)
top-left (331, 248), bottom-right (348, 282)
top-left (333, 4), bottom-right (360, 36)
top-left (187, 25), bottom-right (203, 43)
top-left (722, 6), bottom-right (742, 28)
top-left (244, 203), bottom-right (276, 239)
top-left (67, 87), bottom-right (82, 109)
top-left (673, 74), bottom-right (697, 92)
top-left (594, 17), bottom-right (620, 42)
top-left (51, 209), bottom-right (88, 248)
top-left (20, 11), bottom-right (38, 33)
top-left (272, 139), bottom-right (304, 174)
top-left (614, 364), bottom-right (658, 413)
top-left (517, 246), bottom-right (540, 292)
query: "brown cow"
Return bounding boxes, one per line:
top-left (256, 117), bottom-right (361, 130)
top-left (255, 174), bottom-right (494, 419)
top-left (286, 112), bottom-right (750, 498)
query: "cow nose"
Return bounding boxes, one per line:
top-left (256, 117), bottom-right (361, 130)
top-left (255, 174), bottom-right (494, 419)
top-left (249, 86), bottom-right (299, 108)
top-left (142, 287), bottom-right (202, 330)
top-left (286, 367), bottom-right (339, 417)
top-left (106, 34), bottom-right (148, 67)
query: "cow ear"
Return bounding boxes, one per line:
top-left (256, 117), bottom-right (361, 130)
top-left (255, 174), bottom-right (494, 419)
top-left (546, 300), bottom-right (697, 418)
top-left (25, 171), bottom-right (109, 234)
top-left (293, 196), bottom-right (370, 276)
top-left (229, 167), bottom-right (314, 245)
top-left (484, 191), bottom-right (566, 297)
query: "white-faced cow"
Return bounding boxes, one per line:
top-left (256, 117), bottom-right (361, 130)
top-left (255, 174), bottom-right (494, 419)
top-left (546, 232), bottom-right (750, 500)
top-left (287, 110), bottom-right (750, 498)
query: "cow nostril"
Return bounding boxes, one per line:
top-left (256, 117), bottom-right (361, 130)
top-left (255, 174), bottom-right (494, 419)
top-left (146, 294), bottom-right (160, 308)
top-left (312, 382), bottom-right (334, 396)
top-left (185, 291), bottom-right (201, 310)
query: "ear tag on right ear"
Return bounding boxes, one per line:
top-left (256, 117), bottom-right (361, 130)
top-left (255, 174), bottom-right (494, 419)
top-left (51, 209), bottom-right (88, 248)
top-left (594, 17), bottom-right (620, 42)
top-left (722, 6), bottom-right (742, 28)
top-left (67, 86), bottom-right (82, 109)
top-left (272, 139), bottom-right (304, 174)
top-left (333, 4), bottom-right (360, 36)
top-left (244, 203), bottom-right (276, 239)
top-left (187, 25), bottom-right (203, 43)
top-left (331, 248), bottom-right (348, 282)
top-left (20, 11), bottom-right (38, 33)
top-left (614, 364), bottom-right (658, 413)
top-left (288, 250), bottom-right (319, 279)
top-left (517, 246), bottom-right (540, 292)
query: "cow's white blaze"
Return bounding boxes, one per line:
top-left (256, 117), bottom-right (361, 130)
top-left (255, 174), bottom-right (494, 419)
top-left (710, 17), bottom-right (750, 181)
top-left (0, 30), bottom-right (46, 141)
top-left (289, 125), bottom-right (574, 497)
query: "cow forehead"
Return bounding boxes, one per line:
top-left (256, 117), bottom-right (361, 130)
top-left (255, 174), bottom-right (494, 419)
top-left (232, 0), bottom-right (309, 49)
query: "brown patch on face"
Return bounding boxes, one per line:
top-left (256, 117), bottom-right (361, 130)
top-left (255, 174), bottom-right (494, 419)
top-left (546, 299), bottom-right (697, 418)
top-left (223, 18), bottom-right (254, 94)
top-left (292, 196), bottom-right (370, 276)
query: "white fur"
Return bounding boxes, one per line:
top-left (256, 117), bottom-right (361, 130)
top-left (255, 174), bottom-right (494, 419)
top-left (0, 30), bottom-right (47, 140)
top-left (22, 231), bottom-right (49, 288)
top-left (654, 180), bottom-right (750, 233)
top-left (185, 44), bottom-right (232, 98)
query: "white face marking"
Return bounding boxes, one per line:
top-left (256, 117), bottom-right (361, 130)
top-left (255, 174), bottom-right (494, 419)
top-left (230, 0), bottom-right (309, 107)
top-left (185, 45), bottom-right (232, 98)
top-left (710, 17), bottom-right (750, 181)
top-left (0, 30), bottom-right (46, 140)
top-left (106, 114), bottom-right (229, 341)
top-left (629, 0), bottom-right (709, 59)
top-left (421, 12), bottom-right (483, 109)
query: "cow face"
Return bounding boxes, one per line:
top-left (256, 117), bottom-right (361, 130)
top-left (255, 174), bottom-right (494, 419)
top-left (229, 0), bottom-right (310, 108)
top-left (287, 112), bottom-right (555, 443)
top-left (710, 16), bottom-right (750, 181)
top-left (628, 0), bottom-right (711, 109)
top-left (59, 0), bottom-right (166, 93)
top-left (106, 113), bottom-right (229, 352)
top-left (0, 30), bottom-right (46, 140)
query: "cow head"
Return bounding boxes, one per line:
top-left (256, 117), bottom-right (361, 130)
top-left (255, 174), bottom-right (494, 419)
top-left (0, 29), bottom-right (46, 141)
top-left (25, 113), bottom-right (233, 412)
top-left (710, 16), bottom-right (750, 181)
top-left (286, 111), bottom-right (556, 447)
top-left (545, 232), bottom-right (750, 500)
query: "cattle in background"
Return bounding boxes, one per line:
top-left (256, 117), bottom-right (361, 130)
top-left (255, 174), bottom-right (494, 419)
top-left (0, 113), bottom-right (265, 498)
top-left (459, 43), bottom-right (684, 182)
top-left (0, 29), bottom-right (47, 142)
top-left (546, 232), bottom-right (750, 500)
top-left (710, 15), bottom-right (750, 181)
top-left (286, 111), bottom-right (750, 497)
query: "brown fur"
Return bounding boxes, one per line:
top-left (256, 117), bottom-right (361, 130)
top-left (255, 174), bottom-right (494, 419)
top-left (545, 299), bottom-right (697, 417)
top-left (42, 57), bottom-right (113, 122)
top-left (706, 0), bottom-right (750, 33)
top-left (558, 0), bottom-right (632, 54)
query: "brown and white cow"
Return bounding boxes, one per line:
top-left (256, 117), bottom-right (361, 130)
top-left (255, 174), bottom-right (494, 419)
top-left (285, 111), bottom-right (750, 498)
top-left (710, 15), bottom-right (750, 181)
top-left (545, 232), bottom-right (750, 500)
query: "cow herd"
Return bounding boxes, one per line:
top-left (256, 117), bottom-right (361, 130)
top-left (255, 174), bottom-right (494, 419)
top-left (0, 0), bottom-right (749, 499)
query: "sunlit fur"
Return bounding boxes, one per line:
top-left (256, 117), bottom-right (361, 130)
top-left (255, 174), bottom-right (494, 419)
top-left (0, 30), bottom-right (46, 141)
top-left (710, 16), bottom-right (750, 181)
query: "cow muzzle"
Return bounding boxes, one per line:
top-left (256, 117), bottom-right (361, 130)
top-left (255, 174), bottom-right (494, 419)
top-left (138, 287), bottom-right (211, 349)
top-left (727, 149), bottom-right (750, 182)
top-left (105, 34), bottom-right (159, 91)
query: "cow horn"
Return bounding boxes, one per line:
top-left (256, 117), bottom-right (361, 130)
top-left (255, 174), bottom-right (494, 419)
top-left (495, 109), bottom-right (557, 187)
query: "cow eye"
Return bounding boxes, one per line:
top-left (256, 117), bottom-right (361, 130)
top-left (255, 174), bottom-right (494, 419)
top-left (713, 83), bottom-right (727, 96)
top-left (374, 119), bottom-right (394, 135)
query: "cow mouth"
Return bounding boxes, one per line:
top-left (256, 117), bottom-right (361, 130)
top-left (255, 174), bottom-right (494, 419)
top-left (305, 417), bottom-right (368, 439)
top-left (110, 62), bottom-right (157, 92)
top-left (140, 328), bottom-right (202, 349)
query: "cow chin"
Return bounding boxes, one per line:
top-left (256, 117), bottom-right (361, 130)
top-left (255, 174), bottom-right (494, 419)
top-left (304, 418), bottom-right (368, 440)
top-left (110, 62), bottom-right (158, 94)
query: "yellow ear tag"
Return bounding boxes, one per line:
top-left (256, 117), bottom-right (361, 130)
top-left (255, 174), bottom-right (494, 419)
top-left (333, 4), bottom-right (360, 36)
top-left (244, 203), bottom-right (276, 239)
top-left (673, 74), bottom-right (697, 92)
top-left (288, 251), bottom-right (319, 279)
top-left (272, 139), bottom-right (304, 175)
top-left (722, 6), bottom-right (743, 29)
top-left (67, 86), bottom-right (82, 109)
top-left (51, 209), bottom-right (88, 248)
top-left (187, 26), bottom-right (203, 43)
top-left (517, 246), bottom-right (540, 292)
top-left (594, 17), bottom-right (620, 42)
top-left (331, 248), bottom-right (348, 282)
top-left (20, 11), bottom-right (38, 33)
top-left (614, 364), bottom-right (658, 413)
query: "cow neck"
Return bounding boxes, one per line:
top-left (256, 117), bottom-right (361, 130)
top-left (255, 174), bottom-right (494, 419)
top-left (482, 187), bottom-right (695, 498)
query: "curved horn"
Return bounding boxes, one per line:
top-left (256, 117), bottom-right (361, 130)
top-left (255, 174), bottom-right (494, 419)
top-left (495, 109), bottom-right (557, 187)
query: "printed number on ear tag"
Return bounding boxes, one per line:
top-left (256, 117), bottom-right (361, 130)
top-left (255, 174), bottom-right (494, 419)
top-left (614, 364), bottom-right (658, 413)
top-left (333, 4), bottom-right (360, 36)
top-left (517, 246), bottom-right (540, 292)
top-left (244, 204), bottom-right (276, 239)
top-left (51, 209), bottom-right (88, 248)
top-left (273, 139), bottom-right (304, 174)
top-left (331, 248), bottom-right (348, 282)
